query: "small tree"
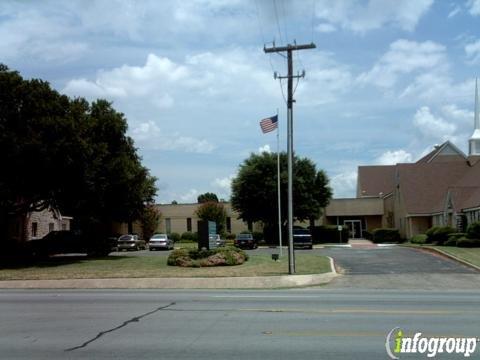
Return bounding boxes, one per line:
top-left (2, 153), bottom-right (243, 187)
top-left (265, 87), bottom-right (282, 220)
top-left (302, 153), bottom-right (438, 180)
top-left (195, 201), bottom-right (226, 234)
top-left (197, 192), bottom-right (219, 203)
top-left (141, 205), bottom-right (161, 240)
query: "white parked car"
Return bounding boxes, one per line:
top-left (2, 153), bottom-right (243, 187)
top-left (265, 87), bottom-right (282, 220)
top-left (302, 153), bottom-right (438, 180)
top-left (148, 233), bottom-right (174, 251)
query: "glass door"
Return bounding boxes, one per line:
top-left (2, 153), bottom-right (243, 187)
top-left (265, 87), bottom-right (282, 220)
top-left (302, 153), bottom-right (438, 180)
top-left (344, 220), bottom-right (362, 239)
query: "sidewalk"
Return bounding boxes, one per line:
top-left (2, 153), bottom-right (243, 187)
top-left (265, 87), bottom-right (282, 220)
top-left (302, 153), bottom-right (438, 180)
top-left (348, 239), bottom-right (377, 249)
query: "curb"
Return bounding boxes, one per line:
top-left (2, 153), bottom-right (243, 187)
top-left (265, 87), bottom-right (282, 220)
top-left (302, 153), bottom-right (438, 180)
top-left (0, 258), bottom-right (339, 290)
top-left (423, 247), bottom-right (480, 272)
top-left (402, 244), bottom-right (480, 272)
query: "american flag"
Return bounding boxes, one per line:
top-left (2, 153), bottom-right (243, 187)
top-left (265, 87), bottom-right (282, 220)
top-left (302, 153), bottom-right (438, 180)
top-left (259, 115), bottom-right (278, 133)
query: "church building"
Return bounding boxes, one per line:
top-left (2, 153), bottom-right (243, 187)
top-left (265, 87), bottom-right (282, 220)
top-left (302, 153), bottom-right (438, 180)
top-left (324, 79), bottom-right (480, 239)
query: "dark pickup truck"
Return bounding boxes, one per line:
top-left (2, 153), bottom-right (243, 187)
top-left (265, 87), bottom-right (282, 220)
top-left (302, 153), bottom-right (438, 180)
top-left (293, 228), bottom-right (313, 249)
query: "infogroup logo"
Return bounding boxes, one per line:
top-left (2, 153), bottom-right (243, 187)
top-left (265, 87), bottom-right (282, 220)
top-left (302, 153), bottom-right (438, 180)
top-left (385, 327), bottom-right (479, 359)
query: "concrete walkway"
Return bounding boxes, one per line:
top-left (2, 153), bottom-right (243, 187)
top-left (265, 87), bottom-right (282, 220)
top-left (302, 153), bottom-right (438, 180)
top-left (348, 239), bottom-right (377, 248)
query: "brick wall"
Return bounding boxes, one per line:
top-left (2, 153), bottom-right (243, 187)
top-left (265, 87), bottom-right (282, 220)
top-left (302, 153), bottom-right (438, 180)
top-left (26, 208), bottom-right (71, 241)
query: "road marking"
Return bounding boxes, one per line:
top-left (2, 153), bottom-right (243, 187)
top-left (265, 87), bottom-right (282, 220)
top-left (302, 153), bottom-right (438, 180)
top-left (262, 330), bottom-right (473, 338)
top-left (237, 308), bottom-right (480, 315)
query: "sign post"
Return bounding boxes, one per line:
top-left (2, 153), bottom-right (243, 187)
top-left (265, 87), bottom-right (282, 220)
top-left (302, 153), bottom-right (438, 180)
top-left (338, 225), bottom-right (343, 244)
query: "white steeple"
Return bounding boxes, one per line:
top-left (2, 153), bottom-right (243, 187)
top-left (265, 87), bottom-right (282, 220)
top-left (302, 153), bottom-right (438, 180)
top-left (469, 78), bottom-right (480, 156)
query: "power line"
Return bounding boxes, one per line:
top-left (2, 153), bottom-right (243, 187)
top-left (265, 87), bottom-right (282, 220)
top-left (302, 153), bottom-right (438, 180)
top-left (254, 0), bottom-right (287, 105)
top-left (281, 0), bottom-right (289, 44)
top-left (311, 0), bottom-right (316, 43)
top-left (273, 0), bottom-right (284, 45)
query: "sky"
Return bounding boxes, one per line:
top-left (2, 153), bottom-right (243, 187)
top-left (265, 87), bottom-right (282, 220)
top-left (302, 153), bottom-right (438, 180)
top-left (2, 0), bottom-right (480, 203)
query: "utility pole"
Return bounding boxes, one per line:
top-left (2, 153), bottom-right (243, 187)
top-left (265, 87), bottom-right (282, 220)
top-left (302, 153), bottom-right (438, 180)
top-left (264, 41), bottom-right (316, 275)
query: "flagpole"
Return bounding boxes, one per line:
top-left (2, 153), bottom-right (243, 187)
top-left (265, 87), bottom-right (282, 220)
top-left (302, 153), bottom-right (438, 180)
top-left (276, 109), bottom-right (283, 257)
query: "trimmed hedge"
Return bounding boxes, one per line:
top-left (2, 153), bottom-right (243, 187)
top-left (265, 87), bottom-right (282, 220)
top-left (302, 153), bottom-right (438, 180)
top-left (444, 233), bottom-right (466, 247)
top-left (467, 221), bottom-right (480, 240)
top-left (425, 226), bottom-right (455, 245)
top-left (170, 232), bottom-right (181, 242)
top-left (181, 232), bottom-right (197, 241)
top-left (167, 246), bottom-right (248, 267)
top-left (372, 228), bottom-right (401, 243)
top-left (311, 225), bottom-right (349, 244)
top-left (410, 234), bottom-right (427, 245)
top-left (457, 238), bottom-right (480, 248)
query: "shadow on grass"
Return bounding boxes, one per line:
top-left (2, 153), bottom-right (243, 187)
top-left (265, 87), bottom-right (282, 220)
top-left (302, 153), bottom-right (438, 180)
top-left (0, 254), bottom-right (132, 270)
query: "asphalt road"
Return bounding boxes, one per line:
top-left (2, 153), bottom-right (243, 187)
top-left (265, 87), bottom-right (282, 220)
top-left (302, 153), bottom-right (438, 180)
top-left (1, 289), bottom-right (480, 360)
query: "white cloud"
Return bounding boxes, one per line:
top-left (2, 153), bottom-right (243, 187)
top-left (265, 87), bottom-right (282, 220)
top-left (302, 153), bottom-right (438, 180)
top-left (63, 50), bottom-right (277, 108)
top-left (131, 121), bottom-right (215, 154)
top-left (330, 169), bottom-right (358, 198)
top-left (212, 175), bottom-right (234, 191)
top-left (465, 40), bottom-right (480, 64)
top-left (296, 52), bottom-right (353, 105)
top-left (63, 54), bottom-right (188, 106)
top-left (315, 23), bottom-right (336, 33)
top-left (376, 150), bottom-right (413, 165)
top-left (358, 39), bottom-right (447, 88)
top-left (179, 189), bottom-right (199, 203)
top-left (448, 5), bottom-right (461, 18)
top-left (440, 104), bottom-right (473, 125)
top-left (315, 0), bottom-right (433, 33)
top-left (258, 144), bottom-right (272, 153)
top-left (413, 106), bottom-right (457, 142)
top-left (467, 0), bottom-right (480, 15)
top-left (400, 74), bottom-right (473, 103)
top-left (0, 8), bottom-right (88, 62)
top-left (211, 174), bottom-right (235, 200)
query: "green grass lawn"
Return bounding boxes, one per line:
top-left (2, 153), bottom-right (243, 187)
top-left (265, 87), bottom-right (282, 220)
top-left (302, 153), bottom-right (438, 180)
top-left (0, 253), bottom-right (331, 281)
top-left (433, 246), bottom-right (480, 267)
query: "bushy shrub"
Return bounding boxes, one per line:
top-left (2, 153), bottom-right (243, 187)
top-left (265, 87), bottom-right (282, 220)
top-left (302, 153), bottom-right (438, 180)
top-left (457, 238), bottom-right (480, 248)
top-left (372, 228), bottom-right (401, 243)
top-left (311, 225), bottom-right (349, 244)
top-left (167, 248), bottom-right (190, 266)
top-left (167, 246), bottom-right (248, 267)
top-left (467, 221), bottom-right (480, 239)
top-left (444, 233), bottom-right (466, 247)
top-left (425, 226), bottom-right (455, 245)
top-left (169, 232), bottom-right (181, 242)
top-left (363, 230), bottom-right (373, 240)
top-left (226, 233), bottom-right (236, 240)
top-left (410, 234), bottom-right (427, 245)
top-left (181, 232), bottom-right (196, 241)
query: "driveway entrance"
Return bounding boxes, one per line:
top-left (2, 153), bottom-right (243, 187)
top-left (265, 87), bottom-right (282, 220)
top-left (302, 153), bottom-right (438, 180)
top-left (322, 246), bottom-right (476, 275)
top-left (321, 246), bottom-right (480, 290)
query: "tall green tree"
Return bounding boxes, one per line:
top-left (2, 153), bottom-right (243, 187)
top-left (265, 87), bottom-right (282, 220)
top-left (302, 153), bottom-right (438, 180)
top-left (231, 152), bottom-right (332, 229)
top-left (0, 65), bottom-right (157, 241)
top-left (195, 202), bottom-right (227, 234)
top-left (197, 192), bottom-right (219, 203)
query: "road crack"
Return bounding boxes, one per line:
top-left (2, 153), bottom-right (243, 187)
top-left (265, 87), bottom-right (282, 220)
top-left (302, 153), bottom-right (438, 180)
top-left (65, 302), bottom-right (176, 352)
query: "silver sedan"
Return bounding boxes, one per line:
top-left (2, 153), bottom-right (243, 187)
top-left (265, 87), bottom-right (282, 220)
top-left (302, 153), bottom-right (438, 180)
top-left (148, 234), bottom-right (174, 251)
